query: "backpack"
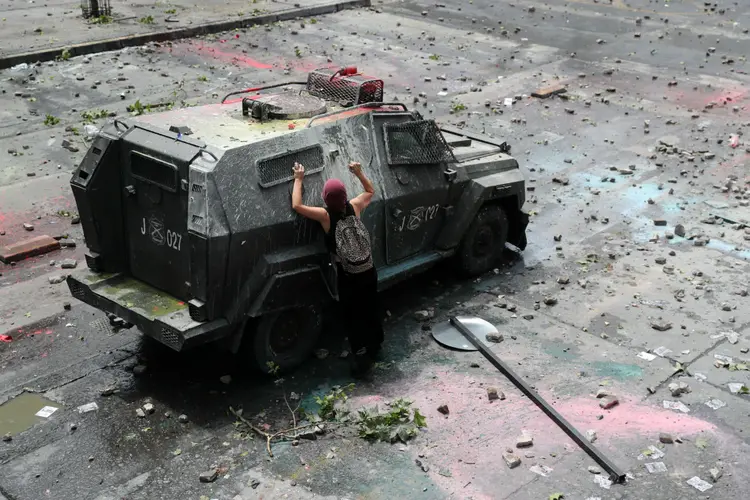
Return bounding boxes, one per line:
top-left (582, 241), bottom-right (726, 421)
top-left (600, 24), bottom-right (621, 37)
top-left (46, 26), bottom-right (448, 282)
top-left (334, 213), bottom-right (373, 274)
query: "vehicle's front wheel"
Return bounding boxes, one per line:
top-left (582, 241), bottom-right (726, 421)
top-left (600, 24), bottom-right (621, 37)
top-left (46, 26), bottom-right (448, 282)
top-left (456, 205), bottom-right (509, 276)
top-left (245, 307), bottom-right (322, 373)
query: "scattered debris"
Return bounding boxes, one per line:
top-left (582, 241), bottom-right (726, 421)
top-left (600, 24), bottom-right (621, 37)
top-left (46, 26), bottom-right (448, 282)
top-left (686, 476), bottom-right (713, 492)
top-left (709, 467), bottom-right (723, 482)
top-left (659, 433), bottom-right (674, 444)
top-left (663, 400), bottom-right (690, 413)
top-left (219, 375), bottom-right (232, 385)
top-left (587, 465), bottom-right (601, 474)
top-left (645, 462), bottom-right (667, 473)
top-left (178, 414), bottom-right (189, 424)
top-left (487, 387), bottom-right (503, 401)
top-left (668, 381), bottom-right (691, 397)
top-left (585, 430), bottom-right (597, 443)
top-left (199, 469), bottom-right (219, 483)
top-left (503, 451), bottom-right (521, 468)
top-left (77, 402), bottom-right (98, 414)
top-left (485, 332), bottom-right (503, 343)
top-left (598, 397), bottom-right (619, 409)
top-left (437, 404), bottom-right (450, 415)
top-left (143, 403), bottom-right (155, 414)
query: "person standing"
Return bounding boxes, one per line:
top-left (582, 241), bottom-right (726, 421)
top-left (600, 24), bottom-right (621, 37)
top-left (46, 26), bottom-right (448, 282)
top-left (291, 161), bottom-right (384, 377)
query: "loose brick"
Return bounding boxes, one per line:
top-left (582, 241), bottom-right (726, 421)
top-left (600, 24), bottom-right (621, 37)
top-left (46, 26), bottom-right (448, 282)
top-left (531, 84), bottom-right (567, 99)
top-left (0, 235), bottom-right (60, 264)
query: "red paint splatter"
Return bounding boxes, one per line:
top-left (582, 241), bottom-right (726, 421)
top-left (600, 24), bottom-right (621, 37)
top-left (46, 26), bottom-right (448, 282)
top-left (0, 334), bottom-right (12, 342)
top-left (169, 41), bottom-right (273, 69)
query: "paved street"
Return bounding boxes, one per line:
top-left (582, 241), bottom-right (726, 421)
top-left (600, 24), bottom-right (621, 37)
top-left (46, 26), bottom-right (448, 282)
top-left (1, 0), bottom-right (750, 499)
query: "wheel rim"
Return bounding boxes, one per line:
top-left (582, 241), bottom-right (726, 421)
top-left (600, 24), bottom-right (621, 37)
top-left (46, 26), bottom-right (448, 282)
top-left (473, 226), bottom-right (494, 258)
top-left (269, 309), bottom-right (308, 355)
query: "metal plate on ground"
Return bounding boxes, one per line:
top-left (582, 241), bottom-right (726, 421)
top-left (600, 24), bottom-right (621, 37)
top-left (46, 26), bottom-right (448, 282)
top-left (432, 316), bottom-right (498, 351)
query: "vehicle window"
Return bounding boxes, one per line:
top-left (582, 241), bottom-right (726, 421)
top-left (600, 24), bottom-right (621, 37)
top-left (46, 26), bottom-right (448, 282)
top-left (257, 145), bottom-right (325, 188)
top-left (383, 120), bottom-right (456, 166)
top-left (130, 151), bottom-right (178, 192)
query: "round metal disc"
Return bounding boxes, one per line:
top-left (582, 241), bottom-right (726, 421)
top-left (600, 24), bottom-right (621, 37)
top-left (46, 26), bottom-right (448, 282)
top-left (252, 93), bottom-right (327, 119)
top-left (431, 316), bottom-right (498, 351)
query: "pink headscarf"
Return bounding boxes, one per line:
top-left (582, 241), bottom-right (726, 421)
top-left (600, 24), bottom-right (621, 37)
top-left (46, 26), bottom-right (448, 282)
top-left (323, 178), bottom-right (347, 212)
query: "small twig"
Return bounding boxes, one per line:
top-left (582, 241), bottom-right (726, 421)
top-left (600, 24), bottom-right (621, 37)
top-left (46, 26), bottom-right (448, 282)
top-left (230, 406), bottom-right (274, 456)
top-left (282, 391), bottom-right (296, 429)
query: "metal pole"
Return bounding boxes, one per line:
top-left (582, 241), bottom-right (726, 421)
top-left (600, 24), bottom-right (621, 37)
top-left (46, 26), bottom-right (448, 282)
top-left (449, 316), bottom-right (626, 484)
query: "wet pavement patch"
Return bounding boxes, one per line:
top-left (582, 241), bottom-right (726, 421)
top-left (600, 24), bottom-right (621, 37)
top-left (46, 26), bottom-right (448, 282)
top-left (592, 361), bottom-right (643, 380)
top-left (0, 392), bottom-right (61, 436)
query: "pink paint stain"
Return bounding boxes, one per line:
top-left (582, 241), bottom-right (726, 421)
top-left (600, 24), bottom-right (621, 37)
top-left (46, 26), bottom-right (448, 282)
top-left (167, 41), bottom-right (273, 69)
top-left (351, 370), bottom-right (719, 498)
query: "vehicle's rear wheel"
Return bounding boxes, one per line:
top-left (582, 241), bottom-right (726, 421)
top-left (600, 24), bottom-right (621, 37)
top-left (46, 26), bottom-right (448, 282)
top-left (246, 307), bottom-right (322, 373)
top-left (456, 205), bottom-right (509, 276)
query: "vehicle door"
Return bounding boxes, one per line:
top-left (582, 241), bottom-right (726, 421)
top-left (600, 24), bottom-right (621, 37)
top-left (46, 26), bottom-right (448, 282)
top-left (371, 113), bottom-right (456, 264)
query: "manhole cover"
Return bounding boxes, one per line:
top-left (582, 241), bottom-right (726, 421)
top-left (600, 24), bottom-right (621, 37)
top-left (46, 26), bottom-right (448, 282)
top-left (251, 93), bottom-right (327, 120)
top-left (431, 316), bottom-right (498, 351)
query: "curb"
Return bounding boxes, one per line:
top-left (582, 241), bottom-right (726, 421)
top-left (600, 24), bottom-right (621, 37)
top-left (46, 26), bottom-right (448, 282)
top-left (0, 0), bottom-right (371, 70)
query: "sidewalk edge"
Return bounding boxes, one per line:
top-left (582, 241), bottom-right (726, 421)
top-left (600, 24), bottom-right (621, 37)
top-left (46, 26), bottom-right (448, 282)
top-left (0, 0), bottom-right (372, 70)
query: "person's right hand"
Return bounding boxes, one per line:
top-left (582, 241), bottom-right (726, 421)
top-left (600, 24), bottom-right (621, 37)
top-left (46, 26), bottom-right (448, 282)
top-left (348, 161), bottom-right (362, 175)
top-left (293, 162), bottom-right (305, 180)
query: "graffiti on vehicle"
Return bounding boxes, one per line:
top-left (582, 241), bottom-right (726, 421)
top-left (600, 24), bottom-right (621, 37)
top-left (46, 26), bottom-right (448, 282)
top-left (395, 204), bottom-right (440, 232)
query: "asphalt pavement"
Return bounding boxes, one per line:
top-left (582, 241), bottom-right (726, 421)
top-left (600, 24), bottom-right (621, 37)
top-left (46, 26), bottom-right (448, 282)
top-left (1, 0), bottom-right (750, 499)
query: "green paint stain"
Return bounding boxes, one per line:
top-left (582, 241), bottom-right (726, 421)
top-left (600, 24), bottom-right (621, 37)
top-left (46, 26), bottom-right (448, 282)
top-left (544, 344), bottom-right (579, 361)
top-left (99, 276), bottom-right (186, 318)
top-left (592, 361), bottom-right (643, 380)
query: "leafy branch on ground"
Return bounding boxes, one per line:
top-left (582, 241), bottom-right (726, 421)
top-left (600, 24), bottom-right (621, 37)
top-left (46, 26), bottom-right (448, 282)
top-left (450, 102), bottom-right (467, 113)
top-left (44, 114), bottom-right (60, 126)
top-left (127, 100), bottom-right (174, 116)
top-left (139, 15), bottom-right (155, 24)
top-left (231, 378), bottom-right (427, 457)
top-left (90, 15), bottom-right (113, 25)
top-left (57, 48), bottom-right (71, 61)
top-left (81, 109), bottom-right (110, 123)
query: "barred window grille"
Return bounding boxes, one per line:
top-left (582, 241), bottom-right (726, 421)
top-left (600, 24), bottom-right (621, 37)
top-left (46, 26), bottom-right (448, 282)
top-left (257, 146), bottom-right (325, 188)
top-left (306, 69), bottom-right (383, 105)
top-left (383, 120), bottom-right (457, 166)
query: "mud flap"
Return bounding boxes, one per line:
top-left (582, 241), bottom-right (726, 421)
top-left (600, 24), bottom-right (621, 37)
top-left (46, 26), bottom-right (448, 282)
top-left (507, 210), bottom-right (529, 250)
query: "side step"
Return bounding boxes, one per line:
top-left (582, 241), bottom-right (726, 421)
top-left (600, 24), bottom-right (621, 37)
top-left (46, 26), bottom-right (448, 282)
top-left (377, 251), bottom-right (450, 291)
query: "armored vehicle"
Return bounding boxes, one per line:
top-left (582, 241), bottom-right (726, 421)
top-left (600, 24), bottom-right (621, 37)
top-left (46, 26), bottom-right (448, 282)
top-left (66, 67), bottom-right (529, 372)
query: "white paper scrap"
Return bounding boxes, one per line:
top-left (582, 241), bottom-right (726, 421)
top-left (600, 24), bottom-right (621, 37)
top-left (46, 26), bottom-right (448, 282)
top-left (653, 346), bottom-right (672, 357)
top-left (687, 476), bottom-right (713, 492)
top-left (694, 372), bottom-right (707, 382)
top-left (637, 352), bottom-right (656, 361)
top-left (35, 406), bottom-right (58, 418)
top-left (705, 399), bottom-right (726, 410)
top-left (529, 465), bottom-right (553, 477)
top-left (637, 445), bottom-right (665, 461)
top-left (77, 402), bottom-right (99, 414)
top-left (504, 97), bottom-right (513, 107)
top-left (728, 383), bottom-right (746, 394)
top-left (645, 462), bottom-right (667, 473)
top-left (663, 400), bottom-right (690, 413)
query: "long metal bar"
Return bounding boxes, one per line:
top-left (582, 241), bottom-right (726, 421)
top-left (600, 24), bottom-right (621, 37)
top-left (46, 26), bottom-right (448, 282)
top-left (449, 316), bottom-right (626, 483)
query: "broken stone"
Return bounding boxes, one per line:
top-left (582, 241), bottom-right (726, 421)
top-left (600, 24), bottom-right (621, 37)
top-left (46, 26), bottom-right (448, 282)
top-left (485, 332), bottom-right (503, 343)
top-left (60, 259), bottom-right (77, 269)
top-left (599, 396), bottom-right (619, 409)
top-left (709, 467), bottom-right (722, 482)
top-left (100, 386), bottom-right (117, 397)
top-left (48, 275), bottom-right (67, 284)
top-left (655, 257), bottom-right (667, 265)
top-left (543, 296), bottom-right (557, 306)
top-left (143, 403), bottom-right (155, 414)
top-left (219, 375), bottom-right (232, 385)
top-left (315, 348), bottom-right (329, 359)
top-left (659, 433), bottom-right (674, 444)
top-left (178, 414), bottom-right (189, 423)
top-left (413, 310), bottom-right (433, 321)
top-left (132, 364), bottom-right (147, 376)
top-left (2, 433), bottom-right (11, 442)
top-left (586, 429), bottom-right (597, 443)
top-left (595, 388), bottom-right (610, 398)
top-left (487, 387), bottom-right (502, 401)
top-left (651, 321), bottom-right (672, 332)
top-left (588, 465), bottom-right (601, 474)
top-left (502, 452), bottom-right (521, 468)
top-left (668, 381), bottom-right (691, 397)
top-left (199, 469), bottom-right (219, 483)
top-left (653, 219), bottom-right (667, 226)
top-left (23, 223), bottom-right (34, 231)
top-left (663, 265), bottom-right (675, 274)
top-left (437, 404), bottom-right (449, 415)
top-left (516, 434), bottom-right (533, 448)
top-left (135, 408), bottom-right (146, 418)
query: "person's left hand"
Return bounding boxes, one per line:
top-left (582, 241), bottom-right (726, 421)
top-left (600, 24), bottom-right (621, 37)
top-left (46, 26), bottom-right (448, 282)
top-left (293, 162), bottom-right (305, 180)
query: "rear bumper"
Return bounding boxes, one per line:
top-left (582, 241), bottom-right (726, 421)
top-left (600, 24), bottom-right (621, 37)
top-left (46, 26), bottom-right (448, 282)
top-left (67, 272), bottom-right (229, 351)
top-left (508, 210), bottom-right (529, 250)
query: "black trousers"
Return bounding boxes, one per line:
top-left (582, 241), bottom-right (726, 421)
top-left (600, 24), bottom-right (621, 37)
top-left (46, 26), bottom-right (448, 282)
top-left (337, 266), bottom-right (384, 356)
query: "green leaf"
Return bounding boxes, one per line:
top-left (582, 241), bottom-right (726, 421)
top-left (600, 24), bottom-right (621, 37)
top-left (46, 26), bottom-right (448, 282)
top-left (695, 437), bottom-right (708, 449)
top-left (413, 409), bottom-right (427, 428)
top-left (172, 448), bottom-right (182, 456)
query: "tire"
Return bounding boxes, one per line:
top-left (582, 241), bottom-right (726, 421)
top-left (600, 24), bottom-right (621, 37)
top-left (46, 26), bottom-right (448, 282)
top-left (456, 205), bottom-right (509, 276)
top-left (245, 307), bottom-right (322, 374)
